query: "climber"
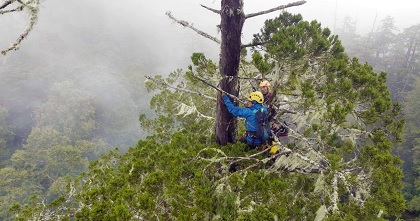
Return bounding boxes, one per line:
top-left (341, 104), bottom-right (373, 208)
top-left (223, 91), bottom-right (270, 150)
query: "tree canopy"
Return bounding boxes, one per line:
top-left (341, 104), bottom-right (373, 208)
top-left (8, 12), bottom-right (407, 220)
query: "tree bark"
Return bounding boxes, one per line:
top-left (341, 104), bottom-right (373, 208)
top-left (215, 0), bottom-right (245, 145)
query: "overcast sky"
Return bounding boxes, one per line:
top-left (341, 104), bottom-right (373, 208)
top-left (287, 0), bottom-right (419, 33)
top-left (153, 0), bottom-right (420, 37)
top-left (1, 0), bottom-right (419, 74)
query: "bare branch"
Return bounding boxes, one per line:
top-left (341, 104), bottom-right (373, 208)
top-left (224, 75), bottom-right (265, 81)
top-left (200, 4), bottom-right (220, 14)
top-left (0, 0), bottom-right (25, 15)
top-left (0, 0), bottom-right (13, 10)
top-left (241, 41), bottom-right (268, 49)
top-left (175, 100), bottom-right (214, 120)
top-left (145, 76), bottom-right (217, 102)
top-left (1, 0), bottom-right (39, 55)
top-left (330, 173), bottom-right (339, 212)
top-left (166, 11), bottom-right (221, 44)
top-left (0, 6), bottom-right (22, 14)
top-left (245, 0), bottom-right (307, 19)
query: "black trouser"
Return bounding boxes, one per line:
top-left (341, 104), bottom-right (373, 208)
top-left (240, 131), bottom-right (263, 151)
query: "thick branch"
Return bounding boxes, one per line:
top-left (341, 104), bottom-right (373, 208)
top-left (245, 0), bottom-right (307, 19)
top-left (200, 4), bottom-right (220, 14)
top-left (166, 11), bottom-right (221, 44)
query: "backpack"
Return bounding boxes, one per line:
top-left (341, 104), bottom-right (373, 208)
top-left (253, 108), bottom-right (271, 142)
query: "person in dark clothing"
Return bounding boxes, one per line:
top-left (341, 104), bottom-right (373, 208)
top-left (259, 80), bottom-right (291, 142)
top-left (259, 80), bottom-right (277, 122)
top-left (259, 80), bottom-right (273, 106)
top-left (223, 91), bottom-right (268, 149)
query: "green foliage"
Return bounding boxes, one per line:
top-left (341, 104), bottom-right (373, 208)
top-left (0, 106), bottom-right (14, 167)
top-left (35, 81), bottom-right (96, 142)
top-left (105, 11), bottom-right (406, 220)
top-left (64, 14), bottom-right (404, 216)
top-left (400, 77), bottom-right (420, 215)
top-left (251, 52), bottom-right (273, 75)
top-left (68, 129), bottom-right (323, 220)
top-left (250, 12), bottom-right (405, 219)
top-left (1, 126), bottom-right (107, 219)
top-left (373, 16), bottom-right (397, 58)
top-left (0, 49), bottom-right (150, 219)
top-left (141, 59), bottom-right (217, 141)
top-left (8, 11), bottom-right (407, 221)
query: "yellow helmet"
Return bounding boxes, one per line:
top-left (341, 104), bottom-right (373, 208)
top-left (248, 91), bottom-right (264, 104)
top-left (259, 80), bottom-right (271, 89)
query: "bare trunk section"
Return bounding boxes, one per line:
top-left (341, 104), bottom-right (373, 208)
top-left (215, 0), bottom-right (245, 145)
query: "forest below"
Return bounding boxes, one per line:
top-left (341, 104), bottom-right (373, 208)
top-left (1, 1), bottom-right (420, 220)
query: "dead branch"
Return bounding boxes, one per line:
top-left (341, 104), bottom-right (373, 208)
top-left (241, 41), bottom-right (268, 49)
top-left (0, 0), bottom-right (25, 15)
top-left (224, 75), bottom-right (265, 81)
top-left (200, 4), bottom-right (219, 14)
top-left (1, 0), bottom-right (39, 55)
top-left (245, 0), bottom-right (307, 19)
top-left (166, 11), bottom-right (221, 44)
top-left (145, 76), bottom-right (217, 102)
top-left (0, 0), bottom-right (13, 10)
top-left (228, 146), bottom-right (271, 166)
top-left (330, 173), bottom-right (339, 212)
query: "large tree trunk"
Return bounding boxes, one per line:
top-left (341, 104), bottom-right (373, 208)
top-left (215, 0), bottom-right (245, 145)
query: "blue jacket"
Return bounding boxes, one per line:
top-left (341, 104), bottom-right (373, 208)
top-left (223, 95), bottom-right (268, 145)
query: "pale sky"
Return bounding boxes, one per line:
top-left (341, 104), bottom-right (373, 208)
top-left (216, 0), bottom-right (419, 37)
top-left (157, 0), bottom-right (420, 69)
top-left (1, 0), bottom-right (419, 73)
top-left (290, 0), bottom-right (419, 33)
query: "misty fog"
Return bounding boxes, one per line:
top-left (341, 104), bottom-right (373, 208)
top-left (1, 0), bottom-right (419, 149)
top-left (3, 0), bottom-right (417, 71)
